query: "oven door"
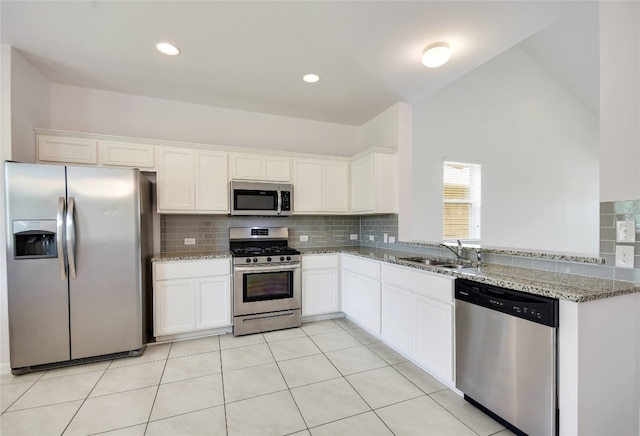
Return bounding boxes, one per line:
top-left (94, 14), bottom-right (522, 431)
top-left (234, 263), bottom-right (301, 316)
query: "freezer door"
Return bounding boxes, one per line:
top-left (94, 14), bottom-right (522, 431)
top-left (66, 166), bottom-right (144, 359)
top-left (4, 162), bottom-right (71, 368)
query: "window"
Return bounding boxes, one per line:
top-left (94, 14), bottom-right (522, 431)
top-left (443, 161), bottom-right (481, 240)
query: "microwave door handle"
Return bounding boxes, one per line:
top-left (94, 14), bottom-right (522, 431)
top-left (277, 189), bottom-right (282, 215)
top-left (57, 197), bottom-right (67, 280)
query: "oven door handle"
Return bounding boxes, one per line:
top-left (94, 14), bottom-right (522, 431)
top-left (235, 263), bottom-right (300, 273)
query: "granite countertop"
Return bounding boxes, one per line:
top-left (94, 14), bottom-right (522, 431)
top-left (151, 251), bottom-right (232, 262)
top-left (301, 246), bottom-right (640, 303)
top-left (151, 246), bottom-right (640, 303)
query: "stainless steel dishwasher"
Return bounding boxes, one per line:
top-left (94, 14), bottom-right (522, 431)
top-left (455, 279), bottom-right (559, 436)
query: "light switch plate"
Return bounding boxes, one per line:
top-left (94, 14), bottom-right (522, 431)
top-left (389, 236), bottom-right (396, 243)
top-left (350, 234), bottom-right (358, 240)
top-left (184, 238), bottom-right (196, 245)
top-left (616, 220), bottom-right (636, 242)
top-left (615, 245), bottom-right (635, 268)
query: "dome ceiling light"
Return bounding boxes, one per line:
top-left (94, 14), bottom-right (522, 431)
top-left (303, 74), bottom-right (320, 83)
top-left (422, 42), bottom-right (451, 68)
top-left (156, 42), bottom-right (181, 56)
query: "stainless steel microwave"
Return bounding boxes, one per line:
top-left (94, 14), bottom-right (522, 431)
top-left (230, 181), bottom-right (293, 216)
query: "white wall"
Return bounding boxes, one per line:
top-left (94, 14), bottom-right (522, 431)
top-left (0, 43), bottom-right (13, 374)
top-left (10, 48), bottom-right (51, 163)
top-left (359, 103), bottom-right (403, 152)
top-left (50, 84), bottom-right (360, 157)
top-left (409, 46), bottom-right (600, 255)
top-left (599, 1), bottom-right (640, 202)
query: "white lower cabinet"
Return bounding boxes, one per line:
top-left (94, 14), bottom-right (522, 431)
top-left (153, 259), bottom-right (232, 337)
top-left (381, 283), bottom-right (413, 356)
top-left (381, 263), bottom-right (455, 384)
top-left (341, 255), bottom-right (381, 335)
top-left (301, 254), bottom-right (340, 316)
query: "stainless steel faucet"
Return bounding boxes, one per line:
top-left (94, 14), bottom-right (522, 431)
top-left (440, 239), bottom-right (464, 259)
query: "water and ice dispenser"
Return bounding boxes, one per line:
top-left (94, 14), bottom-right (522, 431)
top-left (13, 220), bottom-right (58, 259)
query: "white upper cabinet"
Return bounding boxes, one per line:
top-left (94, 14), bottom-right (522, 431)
top-left (38, 135), bottom-right (98, 165)
top-left (157, 147), bottom-right (195, 211)
top-left (38, 134), bottom-right (154, 169)
top-left (195, 150), bottom-right (229, 211)
top-left (157, 147), bottom-right (229, 213)
top-left (350, 150), bottom-right (397, 214)
top-left (230, 152), bottom-right (291, 182)
top-left (100, 141), bottom-right (154, 168)
top-left (293, 157), bottom-right (349, 213)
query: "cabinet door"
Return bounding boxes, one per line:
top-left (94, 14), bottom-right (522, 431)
top-left (154, 279), bottom-right (196, 336)
top-left (381, 284), bottom-right (413, 355)
top-left (230, 153), bottom-right (261, 180)
top-left (302, 269), bottom-right (340, 316)
top-left (341, 270), bottom-right (360, 322)
top-left (100, 141), bottom-right (154, 168)
top-left (293, 159), bottom-right (322, 212)
top-left (38, 135), bottom-right (98, 164)
top-left (323, 161), bottom-right (349, 212)
top-left (412, 295), bottom-right (454, 383)
top-left (359, 274), bottom-right (381, 335)
top-left (195, 276), bottom-right (231, 329)
top-left (262, 155), bottom-right (291, 181)
top-left (157, 148), bottom-right (195, 211)
top-left (350, 154), bottom-right (374, 212)
top-left (195, 151), bottom-right (229, 212)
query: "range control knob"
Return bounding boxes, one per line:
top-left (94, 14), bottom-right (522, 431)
top-left (280, 256), bottom-right (285, 261)
top-left (245, 258), bottom-right (252, 264)
top-left (267, 257), bottom-right (272, 262)
top-left (286, 256), bottom-right (291, 261)
top-left (252, 258), bottom-right (258, 263)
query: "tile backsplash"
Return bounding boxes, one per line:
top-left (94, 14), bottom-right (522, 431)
top-left (161, 215), bottom-right (360, 252)
top-left (161, 203), bottom-right (640, 283)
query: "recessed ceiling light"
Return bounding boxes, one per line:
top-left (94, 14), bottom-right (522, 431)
top-left (156, 42), bottom-right (180, 56)
top-left (303, 74), bottom-right (320, 83)
top-left (422, 42), bottom-right (451, 68)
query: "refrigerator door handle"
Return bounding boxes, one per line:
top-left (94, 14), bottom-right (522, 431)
top-left (66, 196), bottom-right (77, 279)
top-left (57, 197), bottom-right (67, 280)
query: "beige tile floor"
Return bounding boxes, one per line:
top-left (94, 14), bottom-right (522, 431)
top-left (0, 318), bottom-right (515, 436)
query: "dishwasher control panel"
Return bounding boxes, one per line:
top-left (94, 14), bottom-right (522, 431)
top-left (455, 279), bottom-right (559, 327)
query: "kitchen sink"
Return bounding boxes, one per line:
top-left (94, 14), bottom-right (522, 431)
top-left (398, 256), bottom-right (472, 270)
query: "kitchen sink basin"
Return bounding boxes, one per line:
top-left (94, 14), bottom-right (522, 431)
top-left (398, 256), bottom-right (472, 270)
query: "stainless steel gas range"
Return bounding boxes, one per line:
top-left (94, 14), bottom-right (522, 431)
top-left (229, 227), bottom-right (301, 336)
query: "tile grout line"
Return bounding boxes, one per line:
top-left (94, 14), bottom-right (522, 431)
top-left (143, 341), bottom-right (173, 435)
top-left (1, 370), bottom-right (46, 415)
top-left (60, 358), bottom-right (114, 435)
top-left (266, 328), bottom-right (311, 433)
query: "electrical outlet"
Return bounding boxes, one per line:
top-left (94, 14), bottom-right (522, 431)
top-left (300, 235), bottom-right (309, 242)
top-left (389, 236), bottom-right (396, 243)
top-left (616, 220), bottom-right (636, 242)
top-left (383, 233), bottom-right (388, 243)
top-left (184, 238), bottom-right (196, 245)
top-left (350, 234), bottom-right (358, 240)
top-left (615, 245), bottom-right (635, 269)
top-left (369, 235), bottom-right (374, 241)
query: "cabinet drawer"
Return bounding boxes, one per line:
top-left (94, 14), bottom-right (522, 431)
top-left (302, 254), bottom-right (339, 270)
top-left (382, 264), bottom-right (453, 304)
top-left (155, 259), bottom-right (231, 280)
top-left (341, 254), bottom-right (380, 280)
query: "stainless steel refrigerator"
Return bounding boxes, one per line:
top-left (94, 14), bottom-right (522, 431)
top-left (4, 162), bottom-right (152, 374)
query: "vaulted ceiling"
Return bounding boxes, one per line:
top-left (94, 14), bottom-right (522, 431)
top-left (1, 1), bottom-right (594, 125)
